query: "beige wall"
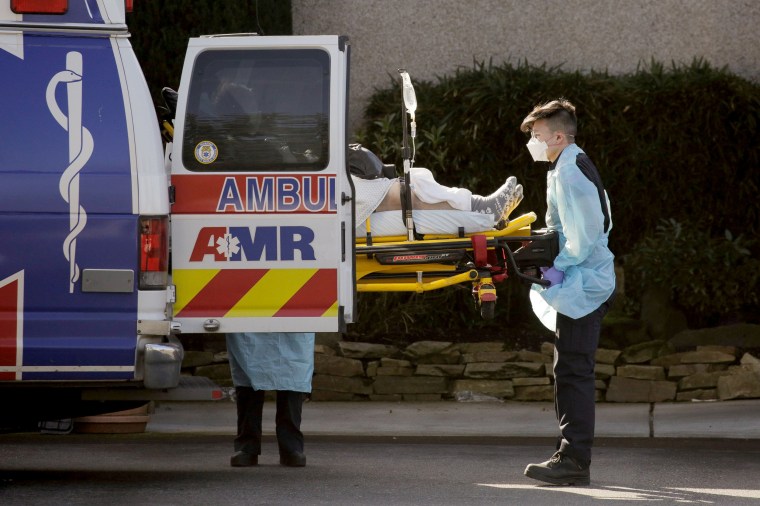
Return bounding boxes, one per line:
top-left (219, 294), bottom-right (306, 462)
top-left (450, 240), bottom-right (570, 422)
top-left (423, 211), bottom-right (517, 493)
top-left (292, 0), bottom-right (760, 134)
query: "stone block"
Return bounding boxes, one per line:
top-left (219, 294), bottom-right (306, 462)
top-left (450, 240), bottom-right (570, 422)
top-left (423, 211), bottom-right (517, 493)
top-left (380, 357), bottom-right (413, 367)
top-left (595, 363), bottom-right (616, 379)
top-left (595, 348), bottom-right (621, 365)
top-left (512, 377), bottom-right (551, 386)
top-left (697, 345), bottom-right (737, 357)
top-left (376, 366), bottom-right (414, 376)
top-left (605, 376), bottom-right (677, 402)
top-left (373, 376), bottom-right (449, 395)
top-left (616, 365), bottom-right (666, 381)
top-left (450, 379), bottom-right (514, 398)
top-left (513, 385), bottom-right (554, 401)
top-left (595, 380), bottom-right (608, 390)
top-left (463, 362), bottom-right (544, 379)
top-left (740, 353), bottom-right (760, 370)
top-left (366, 360), bottom-right (379, 377)
top-left (461, 351), bottom-right (517, 363)
top-left (516, 350), bottom-right (552, 363)
top-left (678, 371), bottom-right (732, 391)
top-left (415, 364), bottom-right (466, 377)
top-left (314, 344), bottom-right (336, 356)
top-left (314, 354), bottom-right (365, 377)
top-left (668, 363), bottom-right (728, 379)
top-left (541, 342), bottom-right (554, 356)
top-left (717, 371), bottom-right (760, 400)
top-left (650, 352), bottom-right (690, 368)
top-left (403, 341), bottom-right (454, 358)
top-left (680, 350), bottom-right (736, 364)
top-left (416, 352), bottom-right (462, 365)
top-left (620, 340), bottom-right (666, 364)
top-left (213, 351), bottom-right (229, 363)
top-left (455, 342), bottom-right (505, 354)
top-left (312, 374), bottom-right (372, 395)
top-left (338, 342), bottom-right (400, 359)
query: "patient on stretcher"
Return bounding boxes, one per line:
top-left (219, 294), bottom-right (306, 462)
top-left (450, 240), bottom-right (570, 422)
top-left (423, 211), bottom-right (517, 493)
top-left (349, 144), bottom-right (524, 237)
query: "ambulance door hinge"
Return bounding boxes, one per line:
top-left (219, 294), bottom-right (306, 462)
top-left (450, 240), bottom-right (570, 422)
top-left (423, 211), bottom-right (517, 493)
top-left (341, 192), bottom-right (352, 205)
top-left (169, 185), bottom-right (176, 205)
top-left (339, 35), bottom-right (349, 52)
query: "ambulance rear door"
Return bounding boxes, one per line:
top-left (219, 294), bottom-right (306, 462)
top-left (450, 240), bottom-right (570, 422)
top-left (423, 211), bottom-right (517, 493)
top-left (170, 35), bottom-right (355, 334)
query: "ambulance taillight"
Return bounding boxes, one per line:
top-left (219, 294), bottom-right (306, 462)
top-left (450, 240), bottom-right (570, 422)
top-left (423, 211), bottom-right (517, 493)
top-left (11, 0), bottom-right (67, 14)
top-left (139, 216), bottom-right (168, 290)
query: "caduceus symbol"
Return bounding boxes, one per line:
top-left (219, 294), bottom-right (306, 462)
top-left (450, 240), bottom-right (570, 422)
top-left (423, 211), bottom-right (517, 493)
top-left (46, 52), bottom-right (93, 293)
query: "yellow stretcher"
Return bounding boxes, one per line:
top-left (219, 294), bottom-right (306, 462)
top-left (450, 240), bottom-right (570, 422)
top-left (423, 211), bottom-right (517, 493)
top-left (355, 211), bottom-right (559, 319)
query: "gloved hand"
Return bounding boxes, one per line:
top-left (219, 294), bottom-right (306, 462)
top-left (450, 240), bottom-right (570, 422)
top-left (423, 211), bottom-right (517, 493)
top-left (540, 266), bottom-right (565, 287)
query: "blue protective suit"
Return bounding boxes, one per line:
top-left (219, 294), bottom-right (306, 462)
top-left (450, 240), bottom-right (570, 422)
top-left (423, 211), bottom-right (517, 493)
top-left (530, 143), bottom-right (615, 328)
top-left (226, 332), bottom-right (315, 392)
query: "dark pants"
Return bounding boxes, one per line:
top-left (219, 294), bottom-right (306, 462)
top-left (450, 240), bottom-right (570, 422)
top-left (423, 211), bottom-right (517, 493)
top-left (234, 387), bottom-right (305, 456)
top-left (553, 295), bottom-right (613, 467)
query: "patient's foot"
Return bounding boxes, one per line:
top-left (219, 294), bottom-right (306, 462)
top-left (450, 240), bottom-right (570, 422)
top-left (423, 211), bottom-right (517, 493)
top-left (470, 176), bottom-right (520, 219)
top-left (495, 184), bottom-right (523, 229)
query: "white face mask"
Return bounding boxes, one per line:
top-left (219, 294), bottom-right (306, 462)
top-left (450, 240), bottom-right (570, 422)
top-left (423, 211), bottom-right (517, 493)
top-left (526, 136), bottom-right (549, 162)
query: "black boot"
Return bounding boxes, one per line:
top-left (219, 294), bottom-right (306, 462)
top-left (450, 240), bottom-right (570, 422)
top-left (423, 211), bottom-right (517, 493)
top-left (275, 390), bottom-right (306, 467)
top-left (231, 387), bottom-right (264, 467)
top-left (524, 451), bottom-right (590, 486)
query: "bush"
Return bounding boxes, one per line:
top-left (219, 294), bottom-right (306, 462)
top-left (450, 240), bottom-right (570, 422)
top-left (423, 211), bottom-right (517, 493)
top-left (624, 219), bottom-right (760, 327)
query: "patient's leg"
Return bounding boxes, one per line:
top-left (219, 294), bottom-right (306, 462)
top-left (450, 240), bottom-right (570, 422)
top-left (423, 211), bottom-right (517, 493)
top-left (374, 180), bottom-right (456, 212)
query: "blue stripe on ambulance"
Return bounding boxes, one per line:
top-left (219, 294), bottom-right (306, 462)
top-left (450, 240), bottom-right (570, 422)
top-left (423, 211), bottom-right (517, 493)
top-left (0, 30), bottom-right (137, 380)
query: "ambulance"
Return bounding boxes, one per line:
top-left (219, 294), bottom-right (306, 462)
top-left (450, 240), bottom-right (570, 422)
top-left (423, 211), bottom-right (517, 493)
top-left (1, 0), bottom-right (555, 429)
top-left (0, 0), bottom-right (356, 427)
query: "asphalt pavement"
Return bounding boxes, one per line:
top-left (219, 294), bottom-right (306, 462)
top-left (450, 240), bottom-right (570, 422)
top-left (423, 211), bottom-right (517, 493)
top-left (146, 398), bottom-right (760, 439)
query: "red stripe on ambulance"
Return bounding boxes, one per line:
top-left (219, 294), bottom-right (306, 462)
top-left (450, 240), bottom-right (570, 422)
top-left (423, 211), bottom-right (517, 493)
top-left (274, 269), bottom-right (338, 317)
top-left (176, 269), bottom-right (268, 317)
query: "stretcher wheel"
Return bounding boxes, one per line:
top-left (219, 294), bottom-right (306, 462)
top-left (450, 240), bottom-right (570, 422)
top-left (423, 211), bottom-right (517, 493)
top-left (480, 300), bottom-right (496, 320)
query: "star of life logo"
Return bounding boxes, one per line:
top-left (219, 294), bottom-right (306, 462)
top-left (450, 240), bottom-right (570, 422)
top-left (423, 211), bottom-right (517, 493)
top-left (216, 233), bottom-right (240, 259)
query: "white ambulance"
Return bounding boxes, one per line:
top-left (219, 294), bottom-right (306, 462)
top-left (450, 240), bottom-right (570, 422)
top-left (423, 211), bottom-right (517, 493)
top-left (0, 0), bottom-right (355, 427)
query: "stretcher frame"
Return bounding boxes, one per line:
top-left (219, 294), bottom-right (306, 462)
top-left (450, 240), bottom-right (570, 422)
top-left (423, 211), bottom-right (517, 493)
top-left (355, 211), bottom-right (559, 319)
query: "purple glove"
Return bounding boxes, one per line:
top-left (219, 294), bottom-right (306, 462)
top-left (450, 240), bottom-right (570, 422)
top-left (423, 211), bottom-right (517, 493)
top-left (540, 266), bottom-right (565, 287)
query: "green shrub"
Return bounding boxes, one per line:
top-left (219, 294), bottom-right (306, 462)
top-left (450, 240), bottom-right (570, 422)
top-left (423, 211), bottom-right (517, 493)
top-left (625, 219), bottom-right (760, 326)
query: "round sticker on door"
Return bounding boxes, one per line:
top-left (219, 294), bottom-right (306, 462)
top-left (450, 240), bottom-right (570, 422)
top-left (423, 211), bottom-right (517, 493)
top-left (194, 141), bottom-right (219, 164)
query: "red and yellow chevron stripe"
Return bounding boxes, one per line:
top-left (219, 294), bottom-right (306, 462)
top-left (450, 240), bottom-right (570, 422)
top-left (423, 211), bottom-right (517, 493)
top-left (173, 268), bottom-right (338, 318)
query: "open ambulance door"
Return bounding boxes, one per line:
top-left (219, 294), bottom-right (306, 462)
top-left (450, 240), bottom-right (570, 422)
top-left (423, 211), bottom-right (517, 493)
top-left (170, 35), bottom-right (355, 334)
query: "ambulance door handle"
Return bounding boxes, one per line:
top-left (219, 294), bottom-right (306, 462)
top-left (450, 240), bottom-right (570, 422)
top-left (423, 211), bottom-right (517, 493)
top-left (341, 192), bottom-right (352, 205)
top-left (203, 319), bottom-right (220, 332)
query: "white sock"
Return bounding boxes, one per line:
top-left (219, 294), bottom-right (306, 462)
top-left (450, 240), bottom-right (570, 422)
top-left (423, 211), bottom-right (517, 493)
top-left (470, 176), bottom-right (518, 217)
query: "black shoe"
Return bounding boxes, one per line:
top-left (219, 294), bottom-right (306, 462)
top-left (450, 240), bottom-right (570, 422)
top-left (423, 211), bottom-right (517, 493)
top-left (524, 452), bottom-right (590, 486)
top-left (230, 451), bottom-right (258, 467)
top-left (279, 452), bottom-right (306, 467)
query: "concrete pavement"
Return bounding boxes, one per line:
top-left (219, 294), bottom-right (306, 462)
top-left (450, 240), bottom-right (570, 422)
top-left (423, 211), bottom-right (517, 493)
top-left (146, 399), bottom-right (760, 439)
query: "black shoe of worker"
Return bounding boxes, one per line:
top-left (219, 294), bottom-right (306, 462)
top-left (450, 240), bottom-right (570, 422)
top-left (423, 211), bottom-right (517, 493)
top-left (524, 451), bottom-right (590, 486)
top-left (279, 452), bottom-right (306, 467)
top-left (230, 451), bottom-right (258, 467)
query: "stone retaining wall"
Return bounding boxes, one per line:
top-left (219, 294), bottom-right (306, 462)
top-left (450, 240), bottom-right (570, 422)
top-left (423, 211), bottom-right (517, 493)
top-left (179, 323), bottom-right (760, 403)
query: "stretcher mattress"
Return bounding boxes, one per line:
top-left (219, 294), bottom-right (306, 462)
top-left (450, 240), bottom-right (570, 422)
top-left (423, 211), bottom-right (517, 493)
top-left (356, 210), bottom-right (495, 237)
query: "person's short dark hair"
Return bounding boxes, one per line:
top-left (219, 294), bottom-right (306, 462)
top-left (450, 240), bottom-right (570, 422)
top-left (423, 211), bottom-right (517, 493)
top-left (347, 144), bottom-right (396, 180)
top-left (520, 98), bottom-right (577, 137)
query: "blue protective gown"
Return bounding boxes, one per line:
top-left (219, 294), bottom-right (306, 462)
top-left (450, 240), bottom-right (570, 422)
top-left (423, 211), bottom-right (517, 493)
top-left (226, 332), bottom-right (315, 392)
top-left (530, 144), bottom-right (616, 328)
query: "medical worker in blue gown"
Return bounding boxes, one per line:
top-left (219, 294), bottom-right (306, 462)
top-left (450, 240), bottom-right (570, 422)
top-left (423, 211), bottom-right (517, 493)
top-left (226, 332), bottom-right (314, 467)
top-left (519, 99), bottom-right (616, 486)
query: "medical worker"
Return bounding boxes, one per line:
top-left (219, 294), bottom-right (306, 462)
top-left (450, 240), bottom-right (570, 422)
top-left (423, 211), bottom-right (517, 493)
top-left (519, 99), bottom-right (615, 486)
top-left (226, 332), bottom-right (314, 467)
